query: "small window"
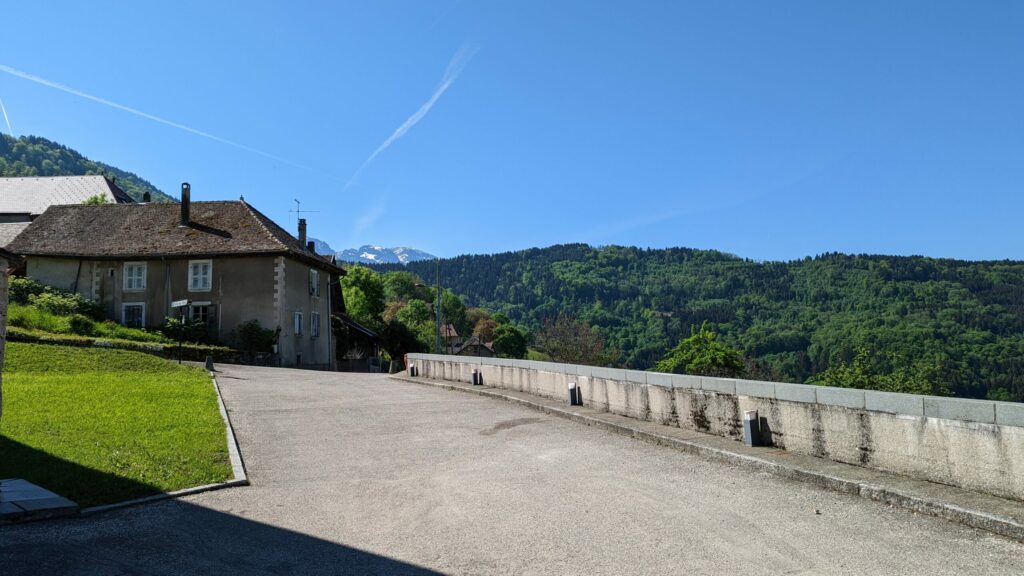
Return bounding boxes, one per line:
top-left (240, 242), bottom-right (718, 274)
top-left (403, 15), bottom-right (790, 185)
top-left (294, 311), bottom-right (303, 335)
top-left (309, 269), bottom-right (320, 296)
top-left (189, 260), bottom-right (212, 292)
top-left (311, 312), bottom-right (320, 338)
top-left (189, 305), bottom-right (212, 323)
top-left (122, 303), bottom-right (145, 328)
top-left (123, 262), bottom-right (146, 291)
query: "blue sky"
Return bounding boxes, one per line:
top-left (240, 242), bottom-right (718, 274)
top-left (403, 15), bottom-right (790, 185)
top-left (2, 1), bottom-right (1022, 260)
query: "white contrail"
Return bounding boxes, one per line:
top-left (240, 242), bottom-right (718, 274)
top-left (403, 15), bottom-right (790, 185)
top-left (0, 63), bottom-right (313, 171)
top-left (0, 95), bottom-right (12, 136)
top-left (345, 45), bottom-right (476, 189)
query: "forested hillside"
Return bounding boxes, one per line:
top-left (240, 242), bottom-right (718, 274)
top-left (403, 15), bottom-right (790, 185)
top-left (375, 244), bottom-right (1024, 401)
top-left (0, 134), bottom-right (174, 202)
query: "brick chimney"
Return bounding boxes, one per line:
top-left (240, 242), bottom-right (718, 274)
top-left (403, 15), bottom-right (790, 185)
top-left (298, 218), bottom-right (307, 247)
top-left (180, 182), bottom-right (191, 226)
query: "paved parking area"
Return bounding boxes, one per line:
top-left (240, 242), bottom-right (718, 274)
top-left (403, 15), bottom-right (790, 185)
top-left (2, 365), bottom-right (1023, 575)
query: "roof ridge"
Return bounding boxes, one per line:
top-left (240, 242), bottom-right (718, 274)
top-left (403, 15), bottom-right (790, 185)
top-left (238, 200), bottom-right (290, 251)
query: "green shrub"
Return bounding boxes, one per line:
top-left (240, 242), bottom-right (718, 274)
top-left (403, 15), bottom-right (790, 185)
top-left (229, 319), bottom-right (279, 354)
top-left (68, 314), bottom-right (96, 336)
top-left (94, 320), bottom-right (169, 343)
top-left (160, 317), bottom-right (211, 343)
top-left (28, 291), bottom-right (103, 319)
top-left (9, 276), bottom-right (48, 305)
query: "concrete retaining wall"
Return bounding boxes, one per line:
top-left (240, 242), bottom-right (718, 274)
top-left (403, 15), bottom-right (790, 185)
top-left (408, 353), bottom-right (1024, 502)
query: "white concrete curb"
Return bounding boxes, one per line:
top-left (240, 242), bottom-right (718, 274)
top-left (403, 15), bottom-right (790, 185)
top-left (212, 372), bottom-right (249, 483)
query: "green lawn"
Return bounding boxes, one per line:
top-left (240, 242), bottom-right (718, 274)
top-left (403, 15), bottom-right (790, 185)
top-left (0, 342), bottom-right (232, 507)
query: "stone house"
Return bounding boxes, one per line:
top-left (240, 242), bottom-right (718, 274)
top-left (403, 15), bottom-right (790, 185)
top-left (7, 184), bottom-right (345, 369)
top-left (453, 336), bottom-right (495, 358)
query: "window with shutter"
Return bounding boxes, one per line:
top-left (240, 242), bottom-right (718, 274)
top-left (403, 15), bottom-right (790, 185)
top-left (189, 260), bottom-right (212, 291)
top-left (123, 262), bottom-right (146, 291)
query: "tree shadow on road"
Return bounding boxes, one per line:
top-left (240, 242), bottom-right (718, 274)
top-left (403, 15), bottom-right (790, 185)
top-left (0, 440), bottom-right (441, 576)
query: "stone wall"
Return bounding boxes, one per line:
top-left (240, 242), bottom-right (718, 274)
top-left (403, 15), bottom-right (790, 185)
top-left (408, 353), bottom-right (1024, 502)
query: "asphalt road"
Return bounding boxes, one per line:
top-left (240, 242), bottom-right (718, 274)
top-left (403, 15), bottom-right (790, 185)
top-left (2, 365), bottom-right (1023, 575)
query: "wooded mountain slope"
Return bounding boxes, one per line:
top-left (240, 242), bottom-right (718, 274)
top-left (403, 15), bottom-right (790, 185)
top-left (376, 244), bottom-right (1024, 401)
top-left (0, 134), bottom-right (173, 202)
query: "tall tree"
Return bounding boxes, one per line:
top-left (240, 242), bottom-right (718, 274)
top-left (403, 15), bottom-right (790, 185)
top-left (492, 324), bottom-right (527, 359)
top-left (340, 266), bottom-right (385, 330)
top-left (473, 318), bottom-right (499, 342)
top-left (654, 322), bottom-right (745, 378)
top-left (534, 315), bottom-right (617, 366)
top-left (810, 346), bottom-right (952, 396)
top-left (382, 271), bottom-right (425, 302)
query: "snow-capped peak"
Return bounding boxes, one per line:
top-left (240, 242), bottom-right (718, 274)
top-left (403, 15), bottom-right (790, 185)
top-left (336, 245), bottom-right (436, 265)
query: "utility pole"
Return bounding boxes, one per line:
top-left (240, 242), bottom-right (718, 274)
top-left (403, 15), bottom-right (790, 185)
top-left (435, 258), bottom-right (442, 354)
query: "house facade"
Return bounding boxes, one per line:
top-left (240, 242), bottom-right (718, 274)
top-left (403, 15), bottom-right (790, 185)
top-left (7, 185), bottom-right (344, 369)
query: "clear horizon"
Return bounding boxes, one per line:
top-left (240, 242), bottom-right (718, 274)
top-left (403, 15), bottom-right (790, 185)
top-left (2, 1), bottom-right (1022, 261)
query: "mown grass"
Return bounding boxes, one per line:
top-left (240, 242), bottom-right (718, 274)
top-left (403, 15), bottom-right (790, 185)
top-left (0, 342), bottom-right (232, 507)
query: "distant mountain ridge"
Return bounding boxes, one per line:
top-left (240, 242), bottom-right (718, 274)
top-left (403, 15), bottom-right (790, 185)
top-left (0, 134), bottom-right (175, 203)
top-left (335, 245), bottom-right (436, 265)
top-left (309, 238), bottom-right (336, 256)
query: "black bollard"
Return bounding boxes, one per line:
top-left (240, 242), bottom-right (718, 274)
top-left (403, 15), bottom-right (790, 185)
top-left (568, 382), bottom-right (582, 406)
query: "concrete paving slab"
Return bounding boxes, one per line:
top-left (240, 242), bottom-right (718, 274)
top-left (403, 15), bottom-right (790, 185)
top-left (995, 402), bottom-right (1024, 428)
top-left (14, 496), bottom-right (79, 513)
top-left (671, 374), bottom-right (702, 389)
top-left (775, 382), bottom-right (818, 404)
top-left (735, 379), bottom-right (775, 399)
top-left (866, 390), bottom-right (926, 416)
top-left (816, 386), bottom-right (866, 409)
top-left (0, 501), bottom-right (24, 521)
top-left (924, 397), bottom-right (996, 424)
top-left (0, 479), bottom-right (78, 523)
top-left (700, 377), bottom-right (736, 394)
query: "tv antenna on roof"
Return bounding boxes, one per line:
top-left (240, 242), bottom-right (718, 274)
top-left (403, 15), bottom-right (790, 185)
top-left (289, 198), bottom-right (319, 225)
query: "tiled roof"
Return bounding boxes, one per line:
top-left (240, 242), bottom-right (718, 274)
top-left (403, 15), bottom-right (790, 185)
top-left (0, 175), bottom-right (134, 215)
top-left (333, 312), bottom-right (380, 339)
top-left (0, 222), bottom-right (30, 248)
top-left (7, 200), bottom-right (345, 274)
top-left (453, 336), bottom-right (494, 355)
